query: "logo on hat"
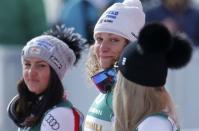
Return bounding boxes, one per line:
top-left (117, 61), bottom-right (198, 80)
top-left (36, 40), bottom-right (54, 51)
top-left (29, 47), bottom-right (41, 54)
top-left (131, 32), bottom-right (138, 39)
top-left (50, 55), bottom-right (62, 69)
top-left (105, 10), bottom-right (119, 19)
top-left (122, 57), bottom-right (127, 66)
top-left (99, 10), bottom-right (119, 24)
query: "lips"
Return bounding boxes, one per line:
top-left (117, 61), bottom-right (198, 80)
top-left (28, 79), bottom-right (40, 84)
top-left (99, 55), bottom-right (113, 58)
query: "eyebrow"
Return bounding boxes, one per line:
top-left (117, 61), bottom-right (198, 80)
top-left (24, 59), bottom-right (47, 64)
top-left (95, 34), bottom-right (120, 38)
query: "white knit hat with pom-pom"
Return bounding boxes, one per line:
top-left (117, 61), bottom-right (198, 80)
top-left (22, 35), bottom-right (76, 80)
top-left (94, 0), bottom-right (145, 42)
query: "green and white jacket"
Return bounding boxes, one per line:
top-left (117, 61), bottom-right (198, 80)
top-left (84, 92), bottom-right (113, 131)
top-left (19, 100), bottom-right (83, 131)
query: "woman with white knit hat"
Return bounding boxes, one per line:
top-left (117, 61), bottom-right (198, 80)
top-left (7, 25), bottom-right (86, 131)
top-left (84, 0), bottom-right (145, 130)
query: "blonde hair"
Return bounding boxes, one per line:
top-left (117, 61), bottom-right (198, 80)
top-left (113, 72), bottom-right (178, 131)
top-left (85, 45), bottom-right (101, 81)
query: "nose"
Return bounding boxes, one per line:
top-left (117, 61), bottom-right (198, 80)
top-left (100, 40), bottom-right (109, 52)
top-left (28, 66), bottom-right (37, 77)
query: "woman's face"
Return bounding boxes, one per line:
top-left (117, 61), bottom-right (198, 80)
top-left (22, 57), bottom-right (50, 94)
top-left (94, 32), bottom-right (128, 69)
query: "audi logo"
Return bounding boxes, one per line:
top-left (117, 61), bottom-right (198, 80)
top-left (45, 114), bottom-right (60, 130)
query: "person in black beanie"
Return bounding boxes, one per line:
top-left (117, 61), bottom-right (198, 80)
top-left (112, 23), bottom-right (192, 131)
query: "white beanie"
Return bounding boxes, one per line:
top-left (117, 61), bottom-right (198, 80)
top-left (94, 0), bottom-right (145, 42)
top-left (22, 35), bottom-right (76, 80)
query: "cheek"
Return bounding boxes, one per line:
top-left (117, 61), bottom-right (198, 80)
top-left (41, 70), bottom-right (50, 85)
top-left (113, 45), bottom-right (126, 57)
top-left (22, 69), bottom-right (28, 82)
top-left (43, 73), bottom-right (50, 84)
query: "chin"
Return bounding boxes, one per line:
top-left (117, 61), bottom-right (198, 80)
top-left (100, 65), bottom-right (109, 69)
top-left (100, 61), bottom-right (113, 69)
top-left (99, 58), bottom-right (115, 69)
top-left (28, 86), bottom-right (39, 94)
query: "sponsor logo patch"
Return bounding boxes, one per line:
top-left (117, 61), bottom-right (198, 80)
top-left (35, 40), bottom-right (54, 50)
top-left (45, 113), bottom-right (60, 130)
top-left (29, 47), bottom-right (41, 54)
top-left (50, 55), bottom-right (62, 69)
top-left (99, 10), bottom-right (119, 24)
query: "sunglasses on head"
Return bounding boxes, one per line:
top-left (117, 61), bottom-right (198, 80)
top-left (91, 67), bottom-right (118, 94)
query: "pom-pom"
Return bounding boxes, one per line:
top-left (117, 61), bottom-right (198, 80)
top-left (166, 34), bottom-right (193, 69)
top-left (123, 0), bottom-right (143, 10)
top-left (44, 24), bottom-right (87, 65)
top-left (138, 23), bottom-right (172, 53)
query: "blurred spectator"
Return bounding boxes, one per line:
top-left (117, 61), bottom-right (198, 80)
top-left (0, 0), bottom-right (47, 130)
top-left (145, 0), bottom-right (199, 47)
top-left (0, 0), bottom-right (47, 46)
top-left (59, 0), bottom-right (122, 45)
top-left (141, 0), bottom-right (161, 11)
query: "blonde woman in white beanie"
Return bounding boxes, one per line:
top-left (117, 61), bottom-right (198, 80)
top-left (84, 0), bottom-right (145, 130)
top-left (7, 25), bottom-right (86, 131)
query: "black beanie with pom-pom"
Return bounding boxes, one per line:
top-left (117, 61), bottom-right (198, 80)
top-left (118, 23), bottom-right (193, 87)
